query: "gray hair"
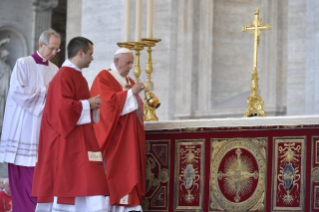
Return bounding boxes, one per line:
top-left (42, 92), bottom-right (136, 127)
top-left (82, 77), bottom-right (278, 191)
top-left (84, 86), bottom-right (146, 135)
top-left (39, 28), bottom-right (61, 45)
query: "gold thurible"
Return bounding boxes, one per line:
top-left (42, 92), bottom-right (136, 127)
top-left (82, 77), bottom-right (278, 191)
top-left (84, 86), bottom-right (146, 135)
top-left (242, 8), bottom-right (272, 117)
top-left (141, 38), bottom-right (161, 121)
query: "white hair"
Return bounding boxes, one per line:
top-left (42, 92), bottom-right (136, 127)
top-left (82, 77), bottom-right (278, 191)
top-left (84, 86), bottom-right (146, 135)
top-left (3, 178), bottom-right (8, 185)
top-left (114, 53), bottom-right (123, 62)
top-left (39, 28), bottom-right (61, 45)
top-left (113, 52), bottom-right (133, 63)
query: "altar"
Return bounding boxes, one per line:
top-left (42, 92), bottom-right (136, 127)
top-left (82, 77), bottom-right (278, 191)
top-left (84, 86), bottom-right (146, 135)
top-left (142, 115), bottom-right (319, 212)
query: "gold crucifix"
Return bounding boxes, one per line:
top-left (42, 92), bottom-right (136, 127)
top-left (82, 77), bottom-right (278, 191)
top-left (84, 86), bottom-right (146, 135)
top-left (242, 8), bottom-right (272, 117)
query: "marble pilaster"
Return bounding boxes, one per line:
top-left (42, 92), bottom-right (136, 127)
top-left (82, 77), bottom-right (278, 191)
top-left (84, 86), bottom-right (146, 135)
top-left (286, 0), bottom-right (307, 115)
top-left (174, 0), bottom-right (196, 118)
top-left (260, 0), bottom-right (287, 116)
top-left (197, 0), bottom-right (214, 113)
top-left (31, 0), bottom-right (58, 52)
top-left (305, 0), bottom-right (319, 114)
top-left (66, 0), bottom-right (82, 47)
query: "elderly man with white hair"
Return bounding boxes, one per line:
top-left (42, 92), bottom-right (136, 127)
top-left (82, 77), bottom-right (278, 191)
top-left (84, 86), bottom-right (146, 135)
top-left (0, 178), bottom-right (12, 211)
top-left (0, 28), bottom-right (61, 212)
top-left (91, 48), bottom-right (146, 212)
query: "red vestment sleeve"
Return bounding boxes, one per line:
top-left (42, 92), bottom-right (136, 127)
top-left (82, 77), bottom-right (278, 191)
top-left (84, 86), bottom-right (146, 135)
top-left (32, 67), bottom-right (109, 204)
top-left (90, 70), bottom-right (128, 156)
top-left (46, 68), bottom-right (82, 137)
top-left (91, 70), bottom-right (146, 206)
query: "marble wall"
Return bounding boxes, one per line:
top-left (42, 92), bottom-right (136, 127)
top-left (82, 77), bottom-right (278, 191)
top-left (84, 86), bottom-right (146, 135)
top-left (304, 0), bottom-right (319, 115)
top-left (66, 0), bottom-right (82, 47)
top-left (0, 0), bottom-right (318, 124)
top-left (287, 0), bottom-right (319, 115)
top-left (78, 0), bottom-right (312, 120)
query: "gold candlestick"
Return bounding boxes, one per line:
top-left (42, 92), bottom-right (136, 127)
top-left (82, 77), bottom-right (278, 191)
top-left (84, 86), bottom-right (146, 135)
top-left (117, 42), bottom-right (134, 50)
top-left (242, 8), bottom-right (272, 117)
top-left (141, 38), bottom-right (161, 121)
top-left (142, 38), bottom-right (161, 90)
top-left (131, 42), bottom-right (145, 82)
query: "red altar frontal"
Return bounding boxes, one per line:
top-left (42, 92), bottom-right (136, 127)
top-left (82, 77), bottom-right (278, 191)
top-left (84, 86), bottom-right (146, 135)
top-left (142, 115), bottom-right (319, 212)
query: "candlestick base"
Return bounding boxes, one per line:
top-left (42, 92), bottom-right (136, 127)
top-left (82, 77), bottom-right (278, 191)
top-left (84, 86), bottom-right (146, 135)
top-left (244, 68), bottom-right (267, 117)
top-left (117, 42), bottom-right (134, 50)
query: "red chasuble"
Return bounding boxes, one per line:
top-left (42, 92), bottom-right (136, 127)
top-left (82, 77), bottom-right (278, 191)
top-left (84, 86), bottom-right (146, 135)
top-left (32, 67), bottom-right (109, 205)
top-left (90, 70), bottom-right (146, 206)
top-left (0, 191), bottom-right (12, 212)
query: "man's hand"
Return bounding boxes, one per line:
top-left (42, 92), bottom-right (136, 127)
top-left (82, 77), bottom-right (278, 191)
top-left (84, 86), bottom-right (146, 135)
top-left (132, 82), bottom-right (145, 95)
top-left (46, 84), bottom-right (49, 95)
top-left (88, 95), bottom-right (102, 110)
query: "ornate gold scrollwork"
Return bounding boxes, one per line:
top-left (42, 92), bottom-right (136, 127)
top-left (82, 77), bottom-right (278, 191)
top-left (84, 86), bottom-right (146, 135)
top-left (312, 167), bottom-right (319, 182)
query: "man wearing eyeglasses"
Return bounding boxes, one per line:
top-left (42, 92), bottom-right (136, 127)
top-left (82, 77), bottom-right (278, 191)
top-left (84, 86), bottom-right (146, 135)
top-left (0, 28), bottom-right (61, 212)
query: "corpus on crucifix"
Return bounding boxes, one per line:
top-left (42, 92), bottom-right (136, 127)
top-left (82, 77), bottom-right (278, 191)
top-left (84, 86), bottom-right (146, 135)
top-left (242, 8), bottom-right (272, 117)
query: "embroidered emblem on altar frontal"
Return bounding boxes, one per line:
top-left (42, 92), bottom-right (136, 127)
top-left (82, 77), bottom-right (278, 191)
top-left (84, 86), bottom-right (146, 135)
top-left (272, 138), bottom-right (305, 211)
top-left (210, 138), bottom-right (267, 212)
top-left (143, 140), bottom-right (170, 211)
top-left (175, 139), bottom-right (204, 211)
top-left (88, 151), bottom-right (102, 161)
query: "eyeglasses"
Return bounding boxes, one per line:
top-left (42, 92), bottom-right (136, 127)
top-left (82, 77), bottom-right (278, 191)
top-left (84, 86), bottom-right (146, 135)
top-left (44, 44), bottom-right (60, 52)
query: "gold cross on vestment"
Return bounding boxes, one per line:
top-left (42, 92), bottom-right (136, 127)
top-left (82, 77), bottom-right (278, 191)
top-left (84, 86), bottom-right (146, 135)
top-left (242, 8), bottom-right (272, 117)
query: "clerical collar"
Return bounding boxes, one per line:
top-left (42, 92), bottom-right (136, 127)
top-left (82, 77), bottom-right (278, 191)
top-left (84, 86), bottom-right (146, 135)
top-left (110, 62), bottom-right (129, 81)
top-left (37, 51), bottom-right (47, 62)
top-left (31, 52), bottom-right (49, 66)
top-left (4, 190), bottom-right (10, 196)
top-left (109, 62), bottom-right (131, 89)
top-left (62, 59), bottom-right (82, 73)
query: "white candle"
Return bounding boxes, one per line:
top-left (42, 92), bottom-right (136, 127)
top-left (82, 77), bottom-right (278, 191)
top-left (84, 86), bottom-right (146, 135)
top-left (146, 0), bottom-right (153, 38)
top-left (124, 0), bottom-right (131, 42)
top-left (135, 0), bottom-right (142, 42)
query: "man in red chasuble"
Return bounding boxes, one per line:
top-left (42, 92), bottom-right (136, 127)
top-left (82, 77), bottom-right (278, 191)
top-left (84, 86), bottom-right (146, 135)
top-left (32, 37), bottom-right (110, 212)
top-left (0, 179), bottom-right (12, 212)
top-left (91, 48), bottom-right (146, 211)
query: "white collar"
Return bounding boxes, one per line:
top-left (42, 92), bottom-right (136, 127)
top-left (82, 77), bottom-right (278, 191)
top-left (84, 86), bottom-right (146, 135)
top-left (62, 59), bottom-right (82, 72)
top-left (37, 51), bottom-right (47, 62)
top-left (110, 63), bottom-right (120, 75)
top-left (4, 189), bottom-right (10, 196)
top-left (110, 63), bottom-right (128, 81)
top-left (109, 63), bottom-right (131, 90)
